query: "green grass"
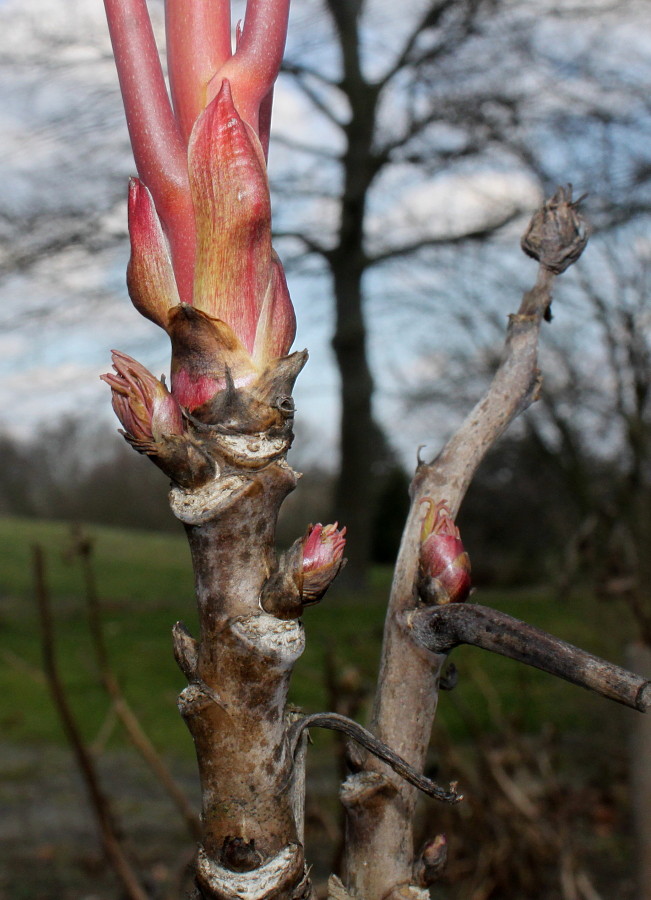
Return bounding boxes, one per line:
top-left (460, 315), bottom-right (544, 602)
top-left (0, 516), bottom-right (196, 754)
top-left (0, 515), bottom-right (638, 760)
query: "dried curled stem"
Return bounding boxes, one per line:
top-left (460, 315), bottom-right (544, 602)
top-left (288, 713), bottom-right (461, 804)
top-left (408, 603), bottom-right (651, 712)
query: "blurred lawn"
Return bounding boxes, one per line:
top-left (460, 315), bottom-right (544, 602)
top-left (0, 515), bottom-right (638, 760)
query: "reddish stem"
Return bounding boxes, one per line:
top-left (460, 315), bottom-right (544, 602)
top-left (166, 0), bottom-right (233, 145)
top-left (103, 0), bottom-right (196, 303)
top-left (207, 0), bottom-right (290, 134)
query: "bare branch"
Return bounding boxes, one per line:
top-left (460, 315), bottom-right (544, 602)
top-left (368, 209), bottom-right (521, 266)
top-left (285, 69), bottom-right (345, 128)
top-left (273, 229), bottom-right (332, 259)
top-left (376, 0), bottom-right (466, 89)
top-left (271, 132), bottom-right (341, 161)
top-left (281, 59), bottom-right (340, 89)
top-left (408, 602), bottom-right (651, 712)
top-left (69, 529), bottom-right (202, 842)
top-left (33, 545), bottom-right (149, 900)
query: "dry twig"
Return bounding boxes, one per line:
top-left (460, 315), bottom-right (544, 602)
top-left (33, 544), bottom-right (149, 900)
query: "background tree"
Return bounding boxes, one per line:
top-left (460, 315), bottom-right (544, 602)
top-left (270, 0), bottom-right (651, 585)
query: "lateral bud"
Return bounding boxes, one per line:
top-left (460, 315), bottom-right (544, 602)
top-left (101, 350), bottom-right (216, 489)
top-left (413, 835), bottom-right (448, 887)
top-left (418, 500), bottom-right (471, 606)
top-left (172, 621), bottom-right (199, 681)
top-left (260, 523), bottom-right (347, 619)
top-left (300, 523), bottom-right (347, 603)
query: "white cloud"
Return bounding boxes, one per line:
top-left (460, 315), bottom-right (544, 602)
top-left (366, 170), bottom-right (542, 255)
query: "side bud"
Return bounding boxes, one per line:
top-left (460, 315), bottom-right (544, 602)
top-left (260, 523), bottom-right (347, 620)
top-left (418, 500), bottom-right (471, 606)
top-left (126, 178), bottom-right (181, 329)
top-left (300, 523), bottom-right (347, 604)
top-left (101, 351), bottom-right (184, 447)
top-left (101, 351), bottom-right (216, 490)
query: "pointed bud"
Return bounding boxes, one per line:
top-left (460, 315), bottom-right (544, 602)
top-left (101, 351), bottom-right (184, 445)
top-left (252, 254), bottom-right (296, 365)
top-left (259, 522), bottom-right (346, 620)
top-left (521, 185), bottom-right (589, 275)
top-left (414, 835), bottom-right (448, 887)
top-left (189, 79), bottom-right (275, 352)
top-left (300, 523), bottom-right (347, 604)
top-left (126, 178), bottom-right (181, 328)
top-left (418, 500), bottom-right (471, 605)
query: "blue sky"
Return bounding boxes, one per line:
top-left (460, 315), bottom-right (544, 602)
top-left (1, 0), bottom-right (649, 466)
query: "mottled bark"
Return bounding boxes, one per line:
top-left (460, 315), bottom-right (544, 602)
top-left (158, 354), bottom-right (314, 900)
top-left (342, 260), bottom-right (562, 899)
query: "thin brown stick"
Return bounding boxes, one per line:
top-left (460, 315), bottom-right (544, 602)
top-left (32, 544), bottom-right (150, 900)
top-left (1, 648), bottom-right (46, 685)
top-left (408, 603), bottom-right (651, 712)
top-left (288, 712), bottom-right (461, 803)
top-left (71, 531), bottom-right (201, 841)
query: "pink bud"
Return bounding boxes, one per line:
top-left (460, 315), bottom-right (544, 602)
top-left (188, 79), bottom-right (274, 353)
top-left (126, 178), bottom-right (180, 329)
top-left (419, 500), bottom-right (471, 605)
top-left (300, 523), bottom-right (347, 604)
top-left (101, 351), bottom-right (184, 444)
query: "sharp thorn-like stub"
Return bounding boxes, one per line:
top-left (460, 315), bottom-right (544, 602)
top-left (173, 621), bottom-right (199, 681)
top-left (250, 351), bottom-right (308, 408)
